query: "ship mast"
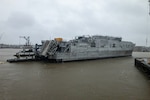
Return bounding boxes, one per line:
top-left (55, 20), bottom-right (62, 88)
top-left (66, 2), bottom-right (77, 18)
top-left (19, 36), bottom-right (30, 46)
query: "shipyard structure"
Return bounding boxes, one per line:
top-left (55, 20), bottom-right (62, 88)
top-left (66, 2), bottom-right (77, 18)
top-left (7, 35), bottom-right (135, 62)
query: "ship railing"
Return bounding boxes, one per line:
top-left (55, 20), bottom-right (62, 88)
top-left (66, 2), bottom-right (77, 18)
top-left (48, 47), bottom-right (58, 55)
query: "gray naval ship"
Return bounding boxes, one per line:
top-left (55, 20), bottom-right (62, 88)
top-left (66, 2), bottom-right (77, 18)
top-left (37, 35), bottom-right (135, 62)
top-left (7, 35), bottom-right (135, 62)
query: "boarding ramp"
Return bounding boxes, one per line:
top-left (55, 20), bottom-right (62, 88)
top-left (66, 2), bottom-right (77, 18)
top-left (40, 40), bottom-right (58, 57)
top-left (47, 40), bottom-right (58, 56)
top-left (40, 40), bottom-right (51, 57)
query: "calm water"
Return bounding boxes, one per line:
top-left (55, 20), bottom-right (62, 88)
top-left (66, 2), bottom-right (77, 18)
top-left (0, 49), bottom-right (150, 100)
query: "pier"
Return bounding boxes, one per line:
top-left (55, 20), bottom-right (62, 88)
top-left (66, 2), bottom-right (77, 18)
top-left (135, 58), bottom-right (150, 77)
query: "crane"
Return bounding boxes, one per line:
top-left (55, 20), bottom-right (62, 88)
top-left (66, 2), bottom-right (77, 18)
top-left (19, 36), bottom-right (30, 46)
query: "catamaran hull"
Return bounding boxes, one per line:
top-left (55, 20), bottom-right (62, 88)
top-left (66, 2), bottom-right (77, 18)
top-left (48, 50), bottom-right (133, 62)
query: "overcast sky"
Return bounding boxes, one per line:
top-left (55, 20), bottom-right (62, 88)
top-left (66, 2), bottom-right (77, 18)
top-left (0, 0), bottom-right (149, 46)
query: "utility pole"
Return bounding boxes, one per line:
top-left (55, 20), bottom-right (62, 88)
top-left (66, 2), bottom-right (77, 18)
top-left (0, 33), bottom-right (4, 48)
top-left (149, 0), bottom-right (150, 15)
top-left (0, 33), bottom-right (4, 42)
top-left (146, 0), bottom-right (150, 46)
top-left (0, 33), bottom-right (4, 46)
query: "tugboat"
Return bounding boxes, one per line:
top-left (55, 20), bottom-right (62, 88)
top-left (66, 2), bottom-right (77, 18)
top-left (7, 36), bottom-right (36, 62)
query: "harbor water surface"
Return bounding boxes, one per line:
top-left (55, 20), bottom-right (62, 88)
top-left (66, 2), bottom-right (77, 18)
top-left (0, 49), bottom-right (150, 100)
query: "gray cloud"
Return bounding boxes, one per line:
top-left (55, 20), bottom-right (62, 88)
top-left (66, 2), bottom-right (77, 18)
top-left (0, 0), bottom-right (149, 46)
top-left (6, 12), bottom-right (35, 29)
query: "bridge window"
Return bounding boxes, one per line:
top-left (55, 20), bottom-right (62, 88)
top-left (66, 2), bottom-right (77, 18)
top-left (112, 44), bottom-right (116, 48)
top-left (91, 42), bottom-right (96, 47)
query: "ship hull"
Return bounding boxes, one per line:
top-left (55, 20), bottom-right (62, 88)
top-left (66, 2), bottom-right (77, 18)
top-left (48, 50), bottom-right (133, 62)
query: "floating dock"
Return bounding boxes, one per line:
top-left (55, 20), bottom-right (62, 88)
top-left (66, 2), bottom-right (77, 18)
top-left (135, 58), bottom-right (150, 76)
